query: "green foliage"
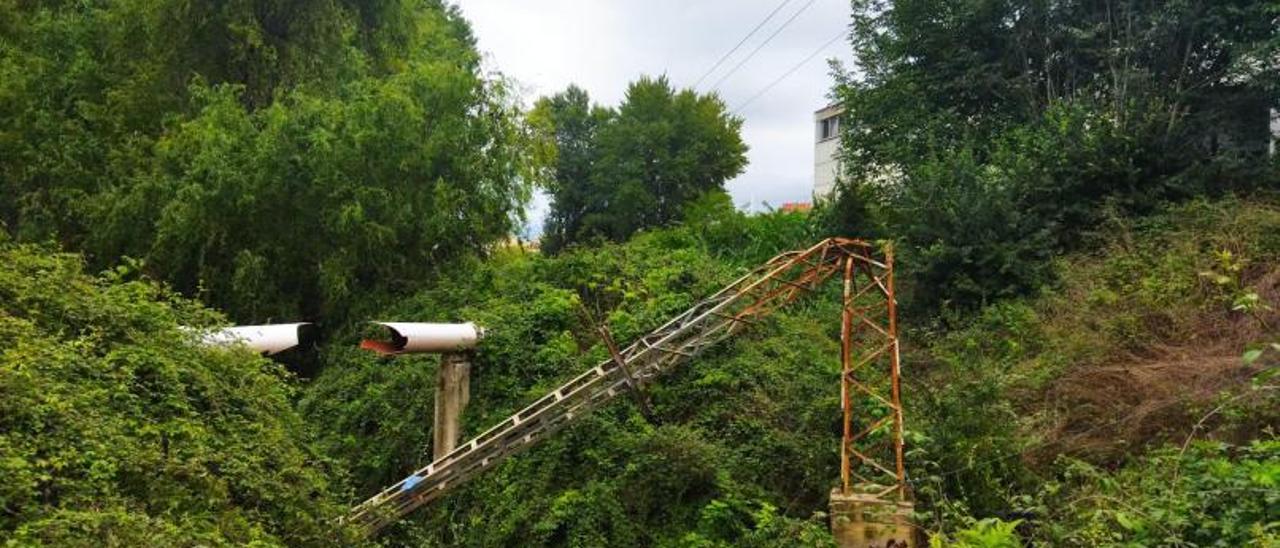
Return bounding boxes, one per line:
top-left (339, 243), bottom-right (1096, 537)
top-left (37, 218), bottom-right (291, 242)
top-left (930, 518), bottom-right (1022, 548)
top-left (0, 244), bottom-right (350, 545)
top-left (910, 300), bottom-right (1042, 520)
top-left (302, 217), bottom-right (839, 546)
top-left (840, 0), bottom-right (1276, 172)
top-left (677, 495), bottom-right (836, 548)
top-left (1033, 441), bottom-right (1280, 546)
top-left (107, 68), bottom-right (530, 323)
top-left (6, 0), bottom-right (1276, 545)
top-left (908, 198), bottom-right (1280, 541)
top-left (534, 77), bottom-right (748, 253)
top-left (299, 198), bottom-right (1280, 545)
top-left (0, 0), bottom-right (537, 324)
top-left (884, 144), bottom-right (1056, 314)
top-left (828, 0), bottom-right (1280, 315)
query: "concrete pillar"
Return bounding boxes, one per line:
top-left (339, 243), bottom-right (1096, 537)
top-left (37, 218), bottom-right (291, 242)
top-left (433, 352), bottom-right (471, 461)
top-left (829, 486), bottom-right (917, 548)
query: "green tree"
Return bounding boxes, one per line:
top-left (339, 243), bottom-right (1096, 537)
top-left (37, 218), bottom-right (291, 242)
top-left (827, 0), bottom-right (1280, 315)
top-left (537, 77), bottom-right (748, 252)
top-left (839, 0), bottom-right (1277, 175)
top-left (0, 0), bottom-right (538, 324)
top-left (531, 85), bottom-right (616, 253)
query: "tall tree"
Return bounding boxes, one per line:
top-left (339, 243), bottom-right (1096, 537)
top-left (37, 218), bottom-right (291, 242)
top-left (0, 0), bottom-right (539, 323)
top-left (531, 86), bottom-right (615, 252)
top-left (536, 77), bottom-right (747, 252)
top-left (838, 0), bottom-right (1278, 180)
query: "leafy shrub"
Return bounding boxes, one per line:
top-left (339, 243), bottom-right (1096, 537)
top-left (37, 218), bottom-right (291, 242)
top-left (929, 518), bottom-right (1022, 548)
top-left (0, 245), bottom-right (349, 545)
top-left (1033, 441), bottom-right (1280, 546)
top-left (884, 145), bottom-right (1056, 315)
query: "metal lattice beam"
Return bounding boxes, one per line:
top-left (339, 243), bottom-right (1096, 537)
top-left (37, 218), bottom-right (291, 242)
top-left (838, 244), bottom-right (905, 501)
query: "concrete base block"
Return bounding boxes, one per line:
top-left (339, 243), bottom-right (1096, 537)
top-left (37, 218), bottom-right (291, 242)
top-left (829, 486), bottom-right (916, 548)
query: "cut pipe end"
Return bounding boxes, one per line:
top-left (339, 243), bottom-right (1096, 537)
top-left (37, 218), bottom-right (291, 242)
top-left (360, 322), bottom-right (484, 356)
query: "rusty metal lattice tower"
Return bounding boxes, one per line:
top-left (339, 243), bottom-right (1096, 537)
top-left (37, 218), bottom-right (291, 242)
top-left (837, 244), bottom-right (906, 500)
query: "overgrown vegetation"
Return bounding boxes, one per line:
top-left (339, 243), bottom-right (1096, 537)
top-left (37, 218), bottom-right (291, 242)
top-left (911, 198), bottom-right (1280, 545)
top-left (299, 198), bottom-right (1278, 546)
top-left (828, 0), bottom-right (1279, 316)
top-left (302, 206), bottom-right (832, 546)
top-left (1, 0), bottom-right (1277, 545)
top-left (0, 243), bottom-right (351, 545)
top-left (5, 194), bottom-right (1274, 545)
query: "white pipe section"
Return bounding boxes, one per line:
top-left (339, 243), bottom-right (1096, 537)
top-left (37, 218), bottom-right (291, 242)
top-left (363, 322), bottom-right (484, 354)
top-left (198, 323), bottom-right (311, 355)
top-left (1271, 108), bottom-right (1278, 157)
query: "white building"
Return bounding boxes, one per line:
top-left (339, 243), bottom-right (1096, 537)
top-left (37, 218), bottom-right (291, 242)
top-left (813, 104), bottom-right (844, 198)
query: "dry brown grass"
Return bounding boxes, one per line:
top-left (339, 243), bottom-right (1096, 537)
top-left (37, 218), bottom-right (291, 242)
top-left (1027, 263), bottom-right (1279, 466)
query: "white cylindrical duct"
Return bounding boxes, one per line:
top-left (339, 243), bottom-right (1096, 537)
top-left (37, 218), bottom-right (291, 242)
top-left (360, 322), bottom-right (485, 355)
top-left (197, 323), bottom-right (312, 356)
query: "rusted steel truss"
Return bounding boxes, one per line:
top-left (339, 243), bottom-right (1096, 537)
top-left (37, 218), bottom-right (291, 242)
top-left (838, 244), bottom-right (906, 502)
top-left (347, 238), bottom-right (904, 535)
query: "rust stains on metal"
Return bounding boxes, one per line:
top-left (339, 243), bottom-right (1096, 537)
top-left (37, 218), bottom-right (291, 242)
top-left (837, 241), bottom-right (908, 504)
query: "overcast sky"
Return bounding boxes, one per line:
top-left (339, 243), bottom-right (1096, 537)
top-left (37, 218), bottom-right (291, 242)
top-left (455, 0), bottom-right (854, 236)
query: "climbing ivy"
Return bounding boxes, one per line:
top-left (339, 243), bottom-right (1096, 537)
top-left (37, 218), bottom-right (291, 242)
top-left (0, 244), bottom-right (352, 546)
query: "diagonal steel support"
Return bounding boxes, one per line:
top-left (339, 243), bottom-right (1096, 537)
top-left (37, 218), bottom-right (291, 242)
top-left (594, 315), bottom-right (656, 422)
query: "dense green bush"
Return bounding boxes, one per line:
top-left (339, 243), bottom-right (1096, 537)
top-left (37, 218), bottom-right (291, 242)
top-left (929, 518), bottom-right (1022, 548)
top-left (0, 244), bottom-right (350, 545)
top-left (881, 144), bottom-right (1056, 314)
top-left (1034, 440), bottom-right (1280, 546)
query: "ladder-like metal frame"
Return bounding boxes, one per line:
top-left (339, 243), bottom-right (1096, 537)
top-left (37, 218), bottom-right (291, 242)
top-left (838, 244), bottom-right (907, 501)
top-left (347, 238), bottom-right (903, 535)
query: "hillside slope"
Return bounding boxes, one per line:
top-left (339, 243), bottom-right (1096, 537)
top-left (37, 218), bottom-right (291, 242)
top-left (913, 197), bottom-right (1280, 545)
top-left (1, 198), bottom-right (1271, 546)
top-left (304, 197), bottom-right (1279, 546)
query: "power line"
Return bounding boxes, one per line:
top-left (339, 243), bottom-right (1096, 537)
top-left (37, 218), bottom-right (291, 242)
top-left (732, 29), bottom-right (846, 114)
top-left (708, 0), bottom-right (820, 93)
top-left (692, 0), bottom-right (795, 90)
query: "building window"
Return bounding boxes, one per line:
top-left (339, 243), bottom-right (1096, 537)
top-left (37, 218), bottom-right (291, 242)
top-left (818, 116), bottom-right (840, 141)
